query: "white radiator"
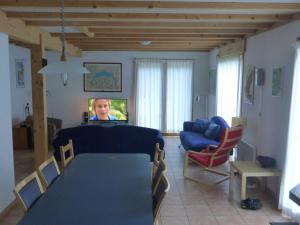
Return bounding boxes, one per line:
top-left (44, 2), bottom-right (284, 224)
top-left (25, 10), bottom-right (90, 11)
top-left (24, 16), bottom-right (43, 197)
top-left (236, 140), bottom-right (257, 162)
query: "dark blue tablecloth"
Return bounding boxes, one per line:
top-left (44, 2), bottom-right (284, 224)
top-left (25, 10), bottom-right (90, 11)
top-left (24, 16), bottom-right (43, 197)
top-left (17, 153), bottom-right (153, 225)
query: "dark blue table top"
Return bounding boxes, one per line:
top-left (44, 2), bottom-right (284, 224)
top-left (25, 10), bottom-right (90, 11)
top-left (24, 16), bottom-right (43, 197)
top-left (17, 153), bottom-right (153, 225)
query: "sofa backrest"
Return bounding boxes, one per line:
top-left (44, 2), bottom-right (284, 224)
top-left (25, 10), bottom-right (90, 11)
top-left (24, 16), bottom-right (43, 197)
top-left (52, 125), bottom-right (164, 162)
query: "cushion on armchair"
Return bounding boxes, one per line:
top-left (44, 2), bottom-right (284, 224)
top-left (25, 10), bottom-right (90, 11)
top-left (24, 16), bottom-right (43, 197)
top-left (180, 116), bottom-right (229, 151)
top-left (193, 119), bottom-right (210, 133)
top-left (204, 122), bottom-right (221, 140)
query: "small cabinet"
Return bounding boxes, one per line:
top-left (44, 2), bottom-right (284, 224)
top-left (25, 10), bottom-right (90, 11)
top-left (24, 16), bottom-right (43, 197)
top-left (13, 126), bottom-right (29, 149)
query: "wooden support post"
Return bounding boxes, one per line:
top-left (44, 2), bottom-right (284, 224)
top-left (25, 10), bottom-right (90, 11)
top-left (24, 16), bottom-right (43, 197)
top-left (29, 37), bottom-right (48, 168)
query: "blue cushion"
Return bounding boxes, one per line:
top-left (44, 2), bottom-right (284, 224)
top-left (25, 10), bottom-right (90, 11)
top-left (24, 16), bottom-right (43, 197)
top-left (179, 131), bottom-right (219, 151)
top-left (204, 122), bottom-right (221, 140)
top-left (42, 162), bottom-right (59, 186)
top-left (193, 119), bottom-right (210, 133)
top-left (19, 179), bottom-right (42, 209)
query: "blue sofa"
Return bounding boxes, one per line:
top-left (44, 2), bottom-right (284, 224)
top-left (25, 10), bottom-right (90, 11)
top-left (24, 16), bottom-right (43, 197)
top-left (53, 125), bottom-right (164, 162)
top-left (179, 116), bottom-right (229, 151)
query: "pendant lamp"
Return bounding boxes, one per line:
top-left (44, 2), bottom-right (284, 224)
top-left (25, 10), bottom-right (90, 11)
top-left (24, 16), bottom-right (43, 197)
top-left (38, 0), bottom-right (89, 86)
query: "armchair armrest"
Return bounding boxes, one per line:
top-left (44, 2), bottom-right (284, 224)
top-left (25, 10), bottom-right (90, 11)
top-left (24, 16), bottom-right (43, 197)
top-left (183, 121), bottom-right (194, 131)
top-left (187, 150), bottom-right (213, 156)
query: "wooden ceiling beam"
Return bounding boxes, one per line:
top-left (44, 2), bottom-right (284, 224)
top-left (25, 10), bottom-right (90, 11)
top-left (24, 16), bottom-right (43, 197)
top-left (25, 20), bottom-right (272, 30)
top-left (68, 40), bottom-right (230, 44)
top-left (51, 33), bottom-right (245, 39)
top-left (6, 12), bottom-right (292, 23)
top-left (89, 28), bottom-right (256, 35)
top-left (77, 26), bottom-right (94, 38)
top-left (81, 48), bottom-right (210, 52)
top-left (1, 1), bottom-right (300, 11)
top-left (66, 38), bottom-right (235, 43)
top-left (0, 10), bottom-right (81, 56)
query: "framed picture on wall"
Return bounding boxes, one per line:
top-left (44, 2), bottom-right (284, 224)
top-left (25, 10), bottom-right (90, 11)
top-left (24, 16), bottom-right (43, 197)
top-left (272, 67), bottom-right (282, 97)
top-left (244, 65), bottom-right (255, 104)
top-left (15, 59), bottom-right (25, 88)
top-left (83, 62), bottom-right (122, 92)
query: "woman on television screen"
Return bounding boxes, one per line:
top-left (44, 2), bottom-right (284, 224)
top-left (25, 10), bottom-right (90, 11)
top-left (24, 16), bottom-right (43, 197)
top-left (90, 99), bottom-right (117, 121)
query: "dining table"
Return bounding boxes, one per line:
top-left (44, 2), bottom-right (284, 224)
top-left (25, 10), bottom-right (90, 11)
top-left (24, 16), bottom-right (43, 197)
top-left (17, 153), bottom-right (153, 225)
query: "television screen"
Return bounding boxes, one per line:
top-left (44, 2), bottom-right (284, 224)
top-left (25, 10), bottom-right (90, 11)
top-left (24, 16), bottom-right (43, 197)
top-left (88, 98), bottom-right (127, 121)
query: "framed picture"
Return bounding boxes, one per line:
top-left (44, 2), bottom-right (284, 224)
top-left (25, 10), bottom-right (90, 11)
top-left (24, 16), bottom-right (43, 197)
top-left (272, 67), bottom-right (282, 97)
top-left (209, 69), bottom-right (217, 95)
top-left (84, 63), bottom-right (122, 92)
top-left (244, 65), bottom-right (255, 104)
top-left (15, 59), bottom-right (25, 88)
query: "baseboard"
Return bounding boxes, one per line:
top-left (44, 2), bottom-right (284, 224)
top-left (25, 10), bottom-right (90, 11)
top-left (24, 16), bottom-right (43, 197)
top-left (162, 133), bottom-right (179, 136)
top-left (0, 199), bottom-right (16, 220)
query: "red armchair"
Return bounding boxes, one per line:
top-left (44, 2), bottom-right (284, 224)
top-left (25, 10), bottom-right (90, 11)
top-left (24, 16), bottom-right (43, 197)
top-left (183, 126), bottom-right (243, 185)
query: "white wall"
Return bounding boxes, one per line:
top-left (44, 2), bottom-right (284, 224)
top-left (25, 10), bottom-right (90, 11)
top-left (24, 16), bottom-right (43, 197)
top-left (0, 33), bottom-right (15, 213)
top-left (9, 44), bottom-right (32, 125)
top-left (45, 51), bottom-right (209, 128)
top-left (243, 20), bottom-right (300, 170)
top-left (208, 48), bottom-right (219, 118)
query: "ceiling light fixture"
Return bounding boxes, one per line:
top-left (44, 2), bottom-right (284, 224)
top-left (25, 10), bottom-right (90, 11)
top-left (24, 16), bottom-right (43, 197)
top-left (38, 0), bottom-right (89, 86)
top-left (141, 40), bottom-right (152, 46)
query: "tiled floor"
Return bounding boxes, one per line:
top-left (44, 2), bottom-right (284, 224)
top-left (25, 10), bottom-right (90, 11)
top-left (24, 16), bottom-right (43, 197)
top-left (0, 137), bottom-right (295, 225)
top-left (157, 137), bottom-right (295, 225)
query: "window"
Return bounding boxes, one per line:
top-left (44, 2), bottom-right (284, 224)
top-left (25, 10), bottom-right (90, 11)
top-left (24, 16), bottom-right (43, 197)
top-left (136, 59), bottom-right (193, 132)
top-left (279, 42), bottom-right (300, 220)
top-left (216, 55), bottom-right (243, 124)
top-left (136, 59), bottom-right (162, 130)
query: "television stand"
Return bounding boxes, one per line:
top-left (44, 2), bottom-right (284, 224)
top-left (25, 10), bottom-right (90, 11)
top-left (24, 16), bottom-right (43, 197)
top-left (84, 121), bottom-right (132, 127)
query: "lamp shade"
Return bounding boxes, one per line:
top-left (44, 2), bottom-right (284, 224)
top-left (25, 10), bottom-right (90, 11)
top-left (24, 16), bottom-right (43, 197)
top-left (38, 61), bottom-right (89, 74)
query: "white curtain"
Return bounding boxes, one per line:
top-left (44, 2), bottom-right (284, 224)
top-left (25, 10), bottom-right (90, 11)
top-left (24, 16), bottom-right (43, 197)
top-left (216, 55), bottom-right (242, 125)
top-left (279, 42), bottom-right (300, 221)
top-left (166, 60), bottom-right (193, 132)
top-left (136, 59), bottom-right (162, 129)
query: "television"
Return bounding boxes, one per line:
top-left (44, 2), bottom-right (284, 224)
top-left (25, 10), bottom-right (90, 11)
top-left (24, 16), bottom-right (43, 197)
top-left (88, 98), bottom-right (128, 122)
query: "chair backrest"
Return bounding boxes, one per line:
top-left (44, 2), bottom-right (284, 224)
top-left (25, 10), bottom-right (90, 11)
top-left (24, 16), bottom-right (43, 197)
top-left (37, 156), bottom-right (61, 189)
top-left (209, 126), bottom-right (243, 167)
top-left (154, 143), bottom-right (165, 165)
top-left (60, 139), bottom-right (75, 168)
top-left (153, 143), bottom-right (165, 175)
top-left (153, 174), bottom-right (170, 222)
top-left (14, 171), bottom-right (44, 212)
top-left (152, 159), bottom-right (167, 193)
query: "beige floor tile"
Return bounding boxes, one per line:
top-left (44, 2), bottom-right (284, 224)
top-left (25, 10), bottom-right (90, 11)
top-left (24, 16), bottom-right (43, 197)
top-left (188, 215), bottom-right (218, 225)
top-left (160, 205), bottom-right (187, 217)
top-left (184, 204), bottom-right (213, 216)
top-left (181, 192), bottom-right (206, 206)
top-left (209, 204), bottom-right (239, 216)
top-left (215, 215), bottom-right (247, 225)
top-left (161, 216), bottom-right (190, 225)
top-left (243, 214), bottom-right (270, 225)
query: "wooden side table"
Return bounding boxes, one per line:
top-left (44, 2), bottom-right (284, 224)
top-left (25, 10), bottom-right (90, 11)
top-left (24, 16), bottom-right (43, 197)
top-left (12, 126), bottom-right (29, 149)
top-left (229, 161), bottom-right (281, 201)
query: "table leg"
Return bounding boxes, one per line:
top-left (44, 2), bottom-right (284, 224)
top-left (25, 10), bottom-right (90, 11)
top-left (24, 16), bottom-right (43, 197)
top-left (241, 175), bottom-right (247, 200)
top-left (229, 164), bottom-right (234, 200)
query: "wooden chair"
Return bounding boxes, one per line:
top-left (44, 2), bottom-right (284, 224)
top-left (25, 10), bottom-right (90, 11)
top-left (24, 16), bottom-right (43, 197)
top-left (152, 159), bottom-right (167, 194)
top-left (183, 126), bottom-right (243, 185)
top-left (14, 171), bottom-right (45, 212)
top-left (37, 156), bottom-right (61, 189)
top-left (60, 139), bottom-right (75, 168)
top-left (153, 174), bottom-right (170, 224)
top-left (152, 143), bottom-right (165, 177)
